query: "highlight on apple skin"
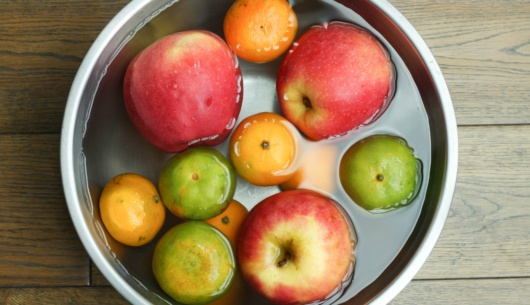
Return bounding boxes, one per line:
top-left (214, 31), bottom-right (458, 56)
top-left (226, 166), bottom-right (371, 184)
top-left (277, 21), bottom-right (395, 141)
top-left (124, 30), bottom-right (243, 152)
top-left (237, 190), bottom-right (356, 305)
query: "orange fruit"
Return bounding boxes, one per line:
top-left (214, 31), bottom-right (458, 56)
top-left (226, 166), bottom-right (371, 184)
top-left (281, 144), bottom-right (339, 195)
top-left (203, 200), bottom-right (249, 250)
top-left (224, 0), bottom-right (298, 63)
top-left (229, 112), bottom-right (301, 186)
top-left (99, 173), bottom-right (165, 247)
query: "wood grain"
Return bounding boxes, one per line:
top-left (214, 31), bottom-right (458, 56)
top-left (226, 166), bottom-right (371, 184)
top-left (0, 287), bottom-right (128, 305)
top-left (91, 262), bottom-right (110, 286)
top-left (0, 134), bottom-right (89, 286)
top-left (0, 0), bottom-right (129, 134)
top-left (0, 0), bottom-right (529, 135)
top-left (391, 0), bottom-right (530, 125)
top-left (392, 278), bottom-right (530, 304)
top-left (1, 0), bottom-right (529, 303)
top-left (1, 277), bottom-right (530, 304)
top-left (417, 125), bottom-right (530, 279)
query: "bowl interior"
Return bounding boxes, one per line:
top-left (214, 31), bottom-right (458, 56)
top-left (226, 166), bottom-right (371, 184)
top-left (68, 0), bottom-right (449, 304)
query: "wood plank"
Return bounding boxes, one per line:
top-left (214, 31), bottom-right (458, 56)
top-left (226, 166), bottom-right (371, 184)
top-left (0, 287), bottom-right (128, 305)
top-left (417, 125), bottom-right (530, 279)
top-left (1, 278), bottom-right (529, 304)
top-left (392, 278), bottom-right (530, 304)
top-left (1, 0), bottom-right (529, 135)
top-left (0, 0), bottom-right (129, 134)
top-left (91, 262), bottom-right (110, 286)
top-left (0, 126), bottom-right (523, 295)
top-left (391, 0), bottom-right (530, 125)
top-left (0, 123), bottom-right (526, 287)
top-left (0, 134), bottom-right (89, 286)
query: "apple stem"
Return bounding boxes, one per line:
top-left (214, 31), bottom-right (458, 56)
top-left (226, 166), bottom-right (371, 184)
top-left (377, 174), bottom-right (384, 181)
top-left (192, 174), bottom-right (199, 180)
top-left (261, 141), bottom-right (270, 149)
top-left (222, 216), bottom-right (229, 224)
top-left (277, 252), bottom-right (291, 268)
top-left (302, 97), bottom-right (312, 110)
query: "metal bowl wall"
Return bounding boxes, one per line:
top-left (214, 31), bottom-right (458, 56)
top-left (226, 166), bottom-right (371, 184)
top-left (60, 0), bottom-right (458, 304)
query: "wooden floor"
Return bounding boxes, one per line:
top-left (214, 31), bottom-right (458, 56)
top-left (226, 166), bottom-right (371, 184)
top-left (1, 0), bottom-right (529, 304)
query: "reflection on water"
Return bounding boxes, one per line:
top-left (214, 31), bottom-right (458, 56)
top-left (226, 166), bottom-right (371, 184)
top-left (83, 0), bottom-right (431, 303)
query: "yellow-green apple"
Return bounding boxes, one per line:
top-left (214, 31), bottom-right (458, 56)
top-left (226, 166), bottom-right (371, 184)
top-left (124, 30), bottom-right (243, 152)
top-left (277, 21), bottom-right (394, 141)
top-left (237, 190), bottom-right (355, 304)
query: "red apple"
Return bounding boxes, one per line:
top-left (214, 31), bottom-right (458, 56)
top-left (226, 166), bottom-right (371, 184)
top-left (237, 190), bottom-right (355, 305)
top-left (277, 21), bottom-right (394, 141)
top-left (124, 30), bottom-right (243, 152)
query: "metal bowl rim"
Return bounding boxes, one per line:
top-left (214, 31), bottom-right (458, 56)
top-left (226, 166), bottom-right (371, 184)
top-left (60, 0), bottom-right (459, 304)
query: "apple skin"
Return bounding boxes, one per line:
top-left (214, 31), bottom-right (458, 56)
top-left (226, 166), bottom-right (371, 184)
top-left (237, 190), bottom-right (354, 305)
top-left (124, 30), bottom-right (243, 152)
top-left (277, 21), bottom-right (393, 141)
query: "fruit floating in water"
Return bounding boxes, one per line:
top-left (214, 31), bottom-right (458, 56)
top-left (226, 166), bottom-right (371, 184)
top-left (229, 112), bottom-right (301, 186)
top-left (153, 221), bottom-right (236, 305)
top-left (224, 0), bottom-right (298, 63)
top-left (99, 173), bottom-right (165, 247)
top-left (340, 135), bottom-right (421, 212)
top-left (237, 190), bottom-right (355, 304)
top-left (203, 199), bottom-right (249, 251)
top-left (124, 30), bottom-right (243, 152)
top-left (277, 21), bottom-right (395, 140)
top-left (159, 147), bottom-right (236, 220)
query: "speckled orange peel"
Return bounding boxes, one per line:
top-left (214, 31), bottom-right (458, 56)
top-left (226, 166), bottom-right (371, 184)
top-left (99, 173), bottom-right (165, 247)
top-left (224, 0), bottom-right (298, 63)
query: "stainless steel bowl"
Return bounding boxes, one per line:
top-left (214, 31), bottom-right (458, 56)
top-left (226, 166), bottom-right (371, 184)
top-left (61, 0), bottom-right (458, 304)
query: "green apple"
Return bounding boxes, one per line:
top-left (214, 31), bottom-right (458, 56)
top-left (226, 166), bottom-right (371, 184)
top-left (339, 135), bottom-right (420, 212)
top-left (158, 147), bottom-right (236, 220)
top-left (153, 221), bottom-right (236, 305)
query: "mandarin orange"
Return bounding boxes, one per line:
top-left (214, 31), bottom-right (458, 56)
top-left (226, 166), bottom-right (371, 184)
top-left (224, 0), bottom-right (298, 63)
top-left (203, 200), bottom-right (249, 250)
top-left (99, 173), bottom-right (165, 247)
top-left (229, 112), bottom-right (300, 186)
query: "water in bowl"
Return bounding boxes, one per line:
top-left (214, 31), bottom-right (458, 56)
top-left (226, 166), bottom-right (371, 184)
top-left (82, 0), bottom-right (431, 303)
